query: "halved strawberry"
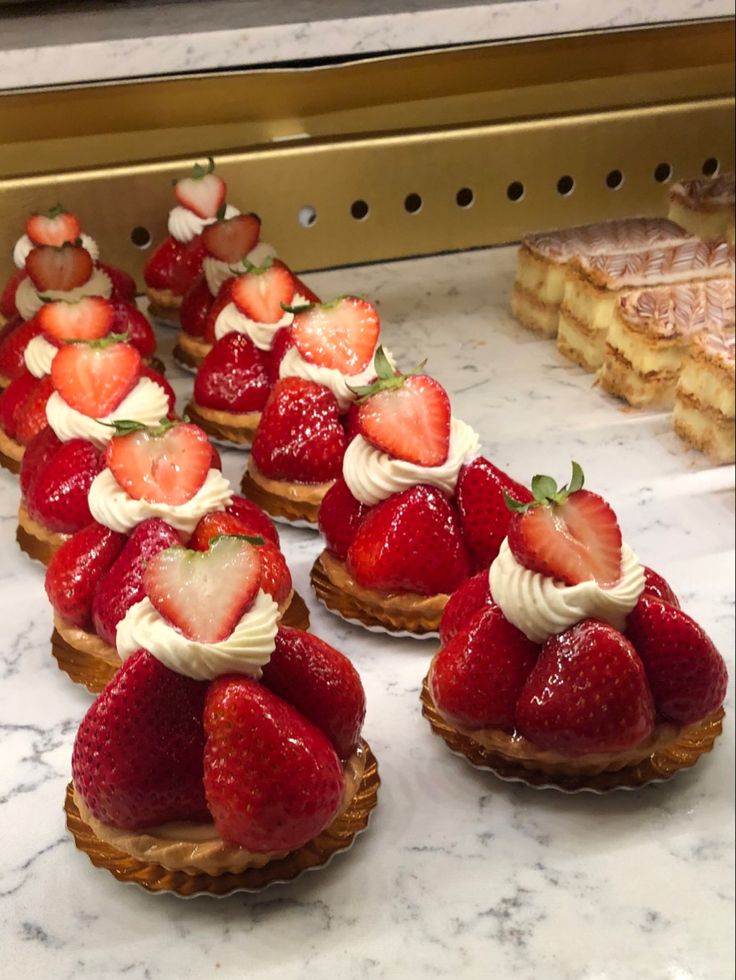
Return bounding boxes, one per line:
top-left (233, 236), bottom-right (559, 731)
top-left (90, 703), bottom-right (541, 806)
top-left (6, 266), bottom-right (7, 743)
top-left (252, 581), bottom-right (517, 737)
top-left (51, 338), bottom-right (141, 417)
top-left (105, 421), bottom-right (213, 505)
top-left (292, 296), bottom-right (379, 374)
top-left (25, 244), bottom-right (93, 292)
top-left (230, 259), bottom-right (296, 324)
top-left (506, 463), bottom-right (622, 587)
top-left (38, 296), bottom-right (114, 344)
top-left (202, 214), bottom-right (261, 263)
top-left (26, 206), bottom-right (81, 247)
top-left (355, 353), bottom-right (451, 466)
top-left (175, 159), bottom-right (227, 219)
top-left (143, 536), bottom-right (263, 642)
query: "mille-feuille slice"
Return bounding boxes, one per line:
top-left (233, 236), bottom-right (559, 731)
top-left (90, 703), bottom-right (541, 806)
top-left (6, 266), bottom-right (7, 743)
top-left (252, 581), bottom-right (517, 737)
top-left (673, 327), bottom-right (735, 465)
top-left (668, 173), bottom-right (735, 243)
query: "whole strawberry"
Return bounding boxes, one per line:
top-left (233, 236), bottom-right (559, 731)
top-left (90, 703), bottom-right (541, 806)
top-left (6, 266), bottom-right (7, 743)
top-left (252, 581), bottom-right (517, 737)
top-left (179, 275), bottom-right (213, 338)
top-left (438, 569), bottom-right (493, 645)
top-left (641, 566), bottom-right (680, 608)
top-left (227, 494), bottom-right (279, 546)
top-left (19, 426), bottom-right (62, 497)
top-left (14, 376), bottom-right (55, 446)
top-left (193, 333), bottom-right (271, 413)
top-left (0, 370), bottom-right (38, 440)
top-left (46, 523), bottom-right (126, 628)
top-left (318, 476), bottom-right (371, 560)
top-left (25, 438), bottom-right (104, 533)
top-left (456, 457), bottom-right (533, 570)
top-left (0, 317), bottom-right (43, 383)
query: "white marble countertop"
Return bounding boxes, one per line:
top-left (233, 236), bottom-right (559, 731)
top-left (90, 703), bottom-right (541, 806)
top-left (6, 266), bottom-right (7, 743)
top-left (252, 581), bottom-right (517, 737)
top-left (0, 0), bottom-right (733, 91)
top-left (0, 246), bottom-right (734, 979)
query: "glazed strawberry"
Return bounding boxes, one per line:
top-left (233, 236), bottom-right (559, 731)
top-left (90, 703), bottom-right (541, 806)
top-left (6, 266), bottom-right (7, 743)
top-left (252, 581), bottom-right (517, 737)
top-left (347, 484), bottom-right (472, 596)
top-left (0, 369), bottom-right (38, 439)
top-left (1, 270), bottom-right (27, 319)
top-left (92, 518), bottom-right (181, 646)
top-left (255, 540), bottom-right (292, 605)
top-left (110, 300), bottom-right (156, 358)
top-left (37, 296), bottom-right (114, 344)
top-left (506, 463), bottom-right (622, 587)
top-left (105, 421), bottom-right (212, 505)
top-left (175, 159), bottom-right (227, 219)
top-left (641, 566), bottom-right (680, 608)
top-left (19, 426), bottom-right (61, 496)
top-left (26, 206), bottom-right (81, 246)
top-left (438, 569), bottom-right (493, 645)
top-left (97, 263), bottom-right (137, 303)
top-left (202, 279), bottom-right (236, 344)
top-left (51, 338), bottom-right (141, 417)
top-left (230, 259), bottom-right (295, 323)
top-left (45, 522), bottom-right (126, 628)
top-left (226, 494), bottom-right (279, 545)
top-left (0, 316), bottom-right (43, 382)
top-left (432, 604), bottom-right (539, 730)
top-left (179, 275), bottom-right (214, 338)
top-left (516, 619), bottom-right (655, 756)
top-left (262, 627), bottom-right (366, 759)
top-left (203, 676), bottom-right (343, 851)
top-left (355, 354), bottom-right (450, 466)
top-left (14, 375), bottom-right (55, 446)
top-left (139, 364), bottom-right (176, 415)
top-left (343, 402), bottom-right (362, 442)
top-left (25, 243), bottom-right (93, 292)
top-left (251, 377), bottom-right (347, 483)
top-left (143, 536), bottom-right (263, 643)
top-left (456, 458), bottom-right (533, 571)
top-left (202, 213), bottom-right (261, 263)
top-left (269, 325), bottom-right (295, 382)
top-left (193, 333), bottom-right (270, 412)
top-left (292, 296), bottom-right (379, 374)
top-left (144, 236), bottom-right (208, 294)
top-left (73, 650), bottom-right (209, 829)
top-left (318, 476), bottom-right (370, 560)
top-left (627, 595), bottom-right (728, 724)
top-left (25, 438), bottom-right (104, 533)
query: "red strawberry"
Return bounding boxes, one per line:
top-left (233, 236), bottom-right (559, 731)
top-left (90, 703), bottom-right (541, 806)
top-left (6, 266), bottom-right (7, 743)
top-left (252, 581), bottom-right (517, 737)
top-left (507, 464), bottom-right (622, 587)
top-left (193, 333), bottom-right (270, 413)
top-left (230, 260), bottom-right (295, 324)
top-left (203, 676), bottom-right (343, 851)
top-left (347, 484), bottom-right (472, 596)
top-left (110, 300), bottom-right (156, 358)
top-left (516, 620), bottom-right (655, 756)
top-left (431, 604), bottom-right (539, 730)
top-left (1, 270), bottom-right (27, 319)
top-left (344, 402), bottom-right (362, 442)
top-left (0, 316), bottom-right (43, 382)
top-left (202, 214), bottom-right (261, 263)
top-left (356, 368), bottom-right (451, 466)
top-left (51, 339), bottom-right (141, 417)
top-left (25, 438), bottom-right (104, 533)
top-left (627, 594), bottom-right (728, 724)
top-left (45, 522), bottom-right (126, 628)
top-left (203, 278), bottom-right (236, 344)
top-left (292, 276), bottom-right (321, 306)
top-left (269, 325), bottom-right (295, 382)
top-left (0, 369), bottom-right (38, 439)
top-left (73, 649), bottom-right (209, 829)
top-left (26, 206), bottom-right (81, 246)
top-left (144, 236), bottom-right (208, 295)
top-left (14, 375), bottom-right (55, 446)
top-left (262, 627), bottom-right (366, 759)
top-left (37, 296), bottom-right (114, 344)
top-left (174, 159), bottom-right (227, 219)
top-left (226, 494), bottom-right (279, 546)
top-left (292, 296), bottom-right (379, 374)
top-left (179, 274), bottom-right (214, 338)
top-left (251, 377), bottom-right (347, 483)
top-left (255, 540), bottom-right (292, 605)
top-left (140, 364), bottom-right (176, 416)
top-left (97, 263), bottom-right (137, 302)
top-left (641, 566), bottom-right (680, 608)
top-left (25, 244), bottom-right (93, 292)
top-left (106, 421), bottom-right (212, 505)
top-left (92, 518), bottom-right (181, 645)
top-left (318, 476), bottom-right (370, 560)
top-left (19, 426), bottom-right (61, 497)
top-left (456, 458), bottom-right (534, 571)
top-left (143, 536), bottom-right (263, 643)
top-left (438, 569), bottom-right (493, 645)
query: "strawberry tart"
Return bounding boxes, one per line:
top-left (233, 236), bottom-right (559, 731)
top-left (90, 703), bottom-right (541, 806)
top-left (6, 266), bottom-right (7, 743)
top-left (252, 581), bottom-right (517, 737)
top-left (64, 542), bottom-right (378, 896)
top-left (423, 463), bottom-right (728, 791)
top-left (17, 338), bottom-right (174, 565)
top-left (45, 419), bottom-right (309, 691)
top-left (310, 354), bottom-right (531, 635)
top-left (185, 258), bottom-right (318, 447)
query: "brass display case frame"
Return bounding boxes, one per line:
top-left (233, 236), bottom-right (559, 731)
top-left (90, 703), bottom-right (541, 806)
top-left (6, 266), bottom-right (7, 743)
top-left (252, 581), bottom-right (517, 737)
top-left (0, 20), bottom-right (733, 282)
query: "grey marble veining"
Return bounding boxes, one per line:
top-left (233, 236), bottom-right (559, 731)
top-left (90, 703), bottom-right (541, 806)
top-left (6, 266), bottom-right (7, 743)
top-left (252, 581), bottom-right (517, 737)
top-left (0, 246), bottom-right (733, 979)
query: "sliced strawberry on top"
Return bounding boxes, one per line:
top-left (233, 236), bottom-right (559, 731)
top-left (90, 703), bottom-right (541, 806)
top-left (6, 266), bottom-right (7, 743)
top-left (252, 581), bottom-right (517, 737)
top-left (230, 259), bottom-right (296, 324)
top-left (25, 243), bottom-right (93, 292)
top-left (26, 205), bottom-right (81, 247)
top-left (105, 420), bottom-right (213, 505)
top-left (175, 158), bottom-right (227, 219)
top-left (506, 462), bottom-right (623, 588)
top-left (38, 295), bottom-right (115, 344)
top-left (202, 214), bottom-right (261, 263)
top-left (143, 535), bottom-right (263, 643)
top-left (51, 338), bottom-right (141, 417)
top-left (292, 296), bottom-right (379, 375)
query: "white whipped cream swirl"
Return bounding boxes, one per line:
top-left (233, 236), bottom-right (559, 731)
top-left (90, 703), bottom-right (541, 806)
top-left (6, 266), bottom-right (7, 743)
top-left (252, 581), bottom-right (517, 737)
top-left (279, 345), bottom-right (391, 412)
top-left (15, 267), bottom-right (112, 321)
top-left (343, 417), bottom-right (480, 505)
top-left (45, 377), bottom-right (170, 448)
top-left (167, 203), bottom-right (239, 244)
top-left (24, 335), bottom-right (58, 378)
top-left (489, 539), bottom-right (645, 644)
top-left (203, 242), bottom-right (278, 297)
top-left (13, 232), bottom-right (99, 270)
top-left (116, 590), bottom-right (279, 681)
top-left (88, 467), bottom-right (232, 535)
top-left (213, 292), bottom-right (309, 348)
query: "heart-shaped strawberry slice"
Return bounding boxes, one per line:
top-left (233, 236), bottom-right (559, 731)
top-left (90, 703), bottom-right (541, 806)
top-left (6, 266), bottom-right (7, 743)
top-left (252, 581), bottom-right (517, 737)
top-left (143, 535), bottom-right (263, 642)
top-left (174, 159), bottom-right (227, 219)
top-left (230, 259), bottom-right (296, 324)
top-left (202, 214), bottom-right (261, 263)
top-left (26, 243), bottom-right (93, 292)
top-left (38, 295), bottom-right (115, 344)
top-left (26, 205), bottom-right (81, 247)
top-left (292, 296), bottom-right (379, 374)
top-left (51, 338), bottom-right (141, 417)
